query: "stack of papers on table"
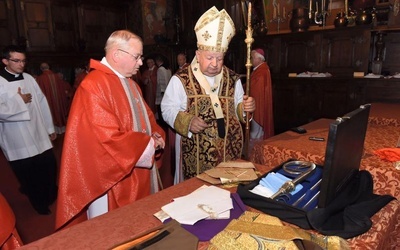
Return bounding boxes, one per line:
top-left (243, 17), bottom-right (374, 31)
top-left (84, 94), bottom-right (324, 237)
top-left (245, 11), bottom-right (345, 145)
top-left (161, 185), bottom-right (233, 225)
top-left (364, 73), bottom-right (382, 78)
top-left (297, 72), bottom-right (332, 77)
top-left (392, 73), bottom-right (400, 78)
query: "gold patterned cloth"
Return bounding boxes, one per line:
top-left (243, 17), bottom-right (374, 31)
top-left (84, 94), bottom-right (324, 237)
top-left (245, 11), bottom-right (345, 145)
top-left (208, 211), bottom-right (349, 250)
top-left (174, 66), bottom-right (243, 179)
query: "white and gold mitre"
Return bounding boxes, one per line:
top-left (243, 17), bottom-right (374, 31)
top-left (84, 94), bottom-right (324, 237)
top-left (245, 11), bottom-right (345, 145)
top-left (194, 6), bottom-right (236, 53)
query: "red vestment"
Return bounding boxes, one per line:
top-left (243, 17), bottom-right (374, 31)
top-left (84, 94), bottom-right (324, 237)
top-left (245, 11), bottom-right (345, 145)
top-left (73, 70), bottom-right (88, 95)
top-left (141, 67), bottom-right (158, 114)
top-left (55, 60), bottom-right (165, 230)
top-left (36, 70), bottom-right (70, 130)
top-left (250, 62), bottom-right (274, 139)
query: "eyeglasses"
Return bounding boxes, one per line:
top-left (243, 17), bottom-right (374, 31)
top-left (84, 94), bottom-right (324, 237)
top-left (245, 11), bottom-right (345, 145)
top-left (7, 58), bottom-right (27, 64)
top-left (117, 49), bottom-right (143, 62)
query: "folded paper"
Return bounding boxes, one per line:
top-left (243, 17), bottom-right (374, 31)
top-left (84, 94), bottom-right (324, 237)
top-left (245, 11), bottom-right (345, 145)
top-left (196, 161), bottom-right (258, 184)
top-left (161, 185), bottom-right (233, 225)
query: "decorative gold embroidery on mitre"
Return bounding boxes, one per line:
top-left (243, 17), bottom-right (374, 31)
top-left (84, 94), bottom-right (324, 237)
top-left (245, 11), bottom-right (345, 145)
top-left (227, 33), bottom-right (233, 42)
top-left (216, 12), bottom-right (224, 51)
top-left (196, 44), bottom-right (229, 53)
top-left (202, 30), bottom-right (211, 41)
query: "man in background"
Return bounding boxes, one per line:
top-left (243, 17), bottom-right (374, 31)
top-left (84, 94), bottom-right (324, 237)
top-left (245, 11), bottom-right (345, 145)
top-left (161, 7), bottom-right (256, 182)
top-left (142, 57), bottom-right (157, 114)
top-left (56, 30), bottom-right (165, 230)
top-left (36, 62), bottom-right (71, 134)
top-left (73, 61), bottom-right (89, 96)
top-left (155, 55), bottom-right (171, 123)
top-left (0, 45), bottom-right (58, 215)
top-left (176, 52), bottom-right (189, 72)
top-left (250, 48), bottom-right (274, 139)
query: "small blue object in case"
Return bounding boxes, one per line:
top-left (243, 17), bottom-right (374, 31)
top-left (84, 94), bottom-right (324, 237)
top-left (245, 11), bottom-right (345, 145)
top-left (276, 166), bottom-right (323, 211)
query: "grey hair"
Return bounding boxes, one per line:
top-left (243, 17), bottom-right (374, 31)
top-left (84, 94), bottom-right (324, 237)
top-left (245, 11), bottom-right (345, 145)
top-left (254, 51), bottom-right (265, 62)
top-left (104, 30), bottom-right (142, 52)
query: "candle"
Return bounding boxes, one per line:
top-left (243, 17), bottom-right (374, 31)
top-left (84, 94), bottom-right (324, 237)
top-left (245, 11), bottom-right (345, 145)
top-left (309, 0), bottom-right (312, 13)
top-left (278, 3), bottom-right (280, 16)
top-left (283, 7), bottom-right (286, 17)
top-left (248, 2), bottom-right (252, 27)
top-left (322, 0), bottom-right (325, 12)
top-left (273, 5), bottom-right (277, 19)
top-left (345, 0), bottom-right (348, 16)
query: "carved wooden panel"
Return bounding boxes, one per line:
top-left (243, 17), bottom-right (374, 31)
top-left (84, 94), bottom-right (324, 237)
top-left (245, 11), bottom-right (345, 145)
top-left (51, 2), bottom-right (78, 51)
top-left (364, 79), bottom-right (400, 103)
top-left (321, 28), bottom-right (370, 77)
top-left (319, 82), bottom-right (350, 118)
top-left (381, 32), bottom-right (400, 74)
top-left (19, 0), bottom-right (54, 51)
top-left (280, 33), bottom-right (319, 75)
top-left (79, 5), bottom-right (104, 52)
top-left (77, 3), bottom-right (128, 52)
top-left (0, 0), bottom-right (18, 47)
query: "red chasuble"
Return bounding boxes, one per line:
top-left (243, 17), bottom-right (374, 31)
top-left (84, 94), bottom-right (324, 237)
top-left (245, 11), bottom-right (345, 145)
top-left (55, 59), bottom-right (165, 230)
top-left (250, 62), bottom-right (274, 139)
top-left (36, 70), bottom-right (70, 129)
top-left (141, 67), bottom-right (158, 114)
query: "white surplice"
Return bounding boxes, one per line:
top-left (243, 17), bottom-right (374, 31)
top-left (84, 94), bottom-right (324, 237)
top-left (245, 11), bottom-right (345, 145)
top-left (0, 71), bottom-right (54, 161)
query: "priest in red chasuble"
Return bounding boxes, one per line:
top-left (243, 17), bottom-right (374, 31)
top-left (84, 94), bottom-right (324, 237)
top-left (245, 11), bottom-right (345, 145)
top-left (55, 30), bottom-right (166, 230)
top-left (36, 62), bottom-right (71, 134)
top-left (250, 48), bottom-right (274, 140)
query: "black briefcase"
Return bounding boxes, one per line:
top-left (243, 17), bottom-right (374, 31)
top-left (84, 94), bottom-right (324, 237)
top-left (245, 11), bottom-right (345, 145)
top-left (237, 160), bottom-right (394, 238)
top-left (237, 160), bottom-right (322, 230)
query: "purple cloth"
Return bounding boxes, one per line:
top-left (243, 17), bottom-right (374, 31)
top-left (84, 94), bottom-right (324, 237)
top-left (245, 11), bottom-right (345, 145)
top-left (165, 193), bottom-right (246, 241)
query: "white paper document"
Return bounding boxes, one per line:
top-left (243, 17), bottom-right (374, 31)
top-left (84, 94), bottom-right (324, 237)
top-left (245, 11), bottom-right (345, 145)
top-left (161, 185), bottom-right (233, 225)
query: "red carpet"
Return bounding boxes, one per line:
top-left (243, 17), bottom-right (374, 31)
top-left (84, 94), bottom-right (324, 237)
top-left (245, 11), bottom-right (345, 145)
top-left (0, 135), bottom-right (63, 244)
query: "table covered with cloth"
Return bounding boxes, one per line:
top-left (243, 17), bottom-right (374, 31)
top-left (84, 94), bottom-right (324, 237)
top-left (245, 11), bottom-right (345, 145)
top-left (19, 165), bottom-right (400, 249)
top-left (18, 106), bottom-right (400, 250)
top-left (368, 102), bottom-right (400, 127)
top-left (249, 103), bottom-right (400, 249)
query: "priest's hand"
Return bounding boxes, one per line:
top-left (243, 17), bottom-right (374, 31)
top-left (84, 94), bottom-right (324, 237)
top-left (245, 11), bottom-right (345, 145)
top-left (189, 116), bottom-right (209, 134)
top-left (49, 133), bottom-right (57, 141)
top-left (18, 87), bottom-right (32, 103)
top-left (243, 95), bottom-right (255, 113)
top-left (152, 132), bottom-right (165, 150)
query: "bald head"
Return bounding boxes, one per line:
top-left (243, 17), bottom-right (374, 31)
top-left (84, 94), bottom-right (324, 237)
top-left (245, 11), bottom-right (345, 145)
top-left (40, 62), bottom-right (50, 71)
